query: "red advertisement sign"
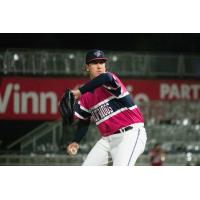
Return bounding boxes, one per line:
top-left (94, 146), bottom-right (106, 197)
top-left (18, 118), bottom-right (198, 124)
top-left (1, 76), bottom-right (200, 120)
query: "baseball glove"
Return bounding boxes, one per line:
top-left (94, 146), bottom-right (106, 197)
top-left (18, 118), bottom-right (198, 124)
top-left (59, 89), bottom-right (76, 124)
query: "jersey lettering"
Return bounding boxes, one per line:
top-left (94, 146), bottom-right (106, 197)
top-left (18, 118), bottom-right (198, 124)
top-left (91, 102), bottom-right (113, 122)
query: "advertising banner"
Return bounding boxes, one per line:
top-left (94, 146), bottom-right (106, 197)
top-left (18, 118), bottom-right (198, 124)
top-left (1, 76), bottom-right (200, 120)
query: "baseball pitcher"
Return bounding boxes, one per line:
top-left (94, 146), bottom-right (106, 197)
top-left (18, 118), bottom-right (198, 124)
top-left (59, 49), bottom-right (147, 166)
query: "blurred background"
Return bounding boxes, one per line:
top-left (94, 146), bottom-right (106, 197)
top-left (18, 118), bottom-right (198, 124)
top-left (0, 33), bottom-right (200, 166)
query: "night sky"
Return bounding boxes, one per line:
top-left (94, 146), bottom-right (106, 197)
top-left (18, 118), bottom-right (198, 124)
top-left (0, 33), bottom-right (200, 53)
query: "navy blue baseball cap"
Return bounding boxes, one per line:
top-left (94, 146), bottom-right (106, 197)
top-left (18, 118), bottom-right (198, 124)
top-left (86, 49), bottom-right (108, 64)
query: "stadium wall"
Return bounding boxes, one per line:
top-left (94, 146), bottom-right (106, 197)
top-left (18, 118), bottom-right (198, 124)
top-left (0, 76), bottom-right (200, 120)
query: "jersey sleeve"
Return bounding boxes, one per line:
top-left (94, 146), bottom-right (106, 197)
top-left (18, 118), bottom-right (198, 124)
top-left (74, 98), bottom-right (91, 120)
top-left (79, 72), bottom-right (119, 94)
top-left (78, 72), bottom-right (125, 97)
top-left (103, 73), bottom-right (121, 96)
top-left (72, 119), bottom-right (90, 143)
top-left (102, 73), bottom-right (126, 97)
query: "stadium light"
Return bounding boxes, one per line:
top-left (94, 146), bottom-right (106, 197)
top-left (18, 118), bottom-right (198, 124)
top-left (112, 55), bottom-right (118, 62)
top-left (182, 118), bottom-right (189, 126)
top-left (13, 53), bottom-right (19, 61)
top-left (69, 54), bottom-right (75, 59)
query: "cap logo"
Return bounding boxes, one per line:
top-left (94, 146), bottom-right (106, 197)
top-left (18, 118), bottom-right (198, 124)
top-left (94, 51), bottom-right (101, 57)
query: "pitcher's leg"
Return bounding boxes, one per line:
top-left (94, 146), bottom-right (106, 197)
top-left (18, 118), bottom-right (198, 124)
top-left (82, 138), bottom-right (110, 166)
top-left (112, 127), bottom-right (147, 166)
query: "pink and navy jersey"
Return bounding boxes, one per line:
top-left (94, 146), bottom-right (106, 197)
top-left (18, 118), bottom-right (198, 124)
top-left (74, 72), bottom-right (144, 137)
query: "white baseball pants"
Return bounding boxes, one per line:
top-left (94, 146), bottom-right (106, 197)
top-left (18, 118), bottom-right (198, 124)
top-left (82, 123), bottom-right (147, 166)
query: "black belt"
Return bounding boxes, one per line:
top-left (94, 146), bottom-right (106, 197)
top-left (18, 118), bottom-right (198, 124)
top-left (113, 126), bottom-right (133, 134)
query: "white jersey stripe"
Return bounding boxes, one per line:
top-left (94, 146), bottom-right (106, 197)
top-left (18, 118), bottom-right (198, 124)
top-left (78, 100), bottom-right (91, 113)
top-left (96, 105), bottom-right (138, 125)
top-left (129, 105), bottom-right (138, 110)
top-left (80, 105), bottom-right (91, 113)
top-left (74, 111), bottom-right (87, 120)
top-left (91, 96), bottom-right (114, 110)
top-left (91, 91), bottom-right (129, 110)
top-left (103, 84), bottom-right (119, 90)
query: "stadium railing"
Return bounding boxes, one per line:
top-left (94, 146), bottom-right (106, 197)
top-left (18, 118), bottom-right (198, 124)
top-left (7, 120), bottom-right (63, 154)
top-left (1, 50), bottom-right (200, 77)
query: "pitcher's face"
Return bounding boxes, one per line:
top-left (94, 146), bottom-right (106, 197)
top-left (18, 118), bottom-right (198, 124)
top-left (86, 60), bottom-right (106, 79)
